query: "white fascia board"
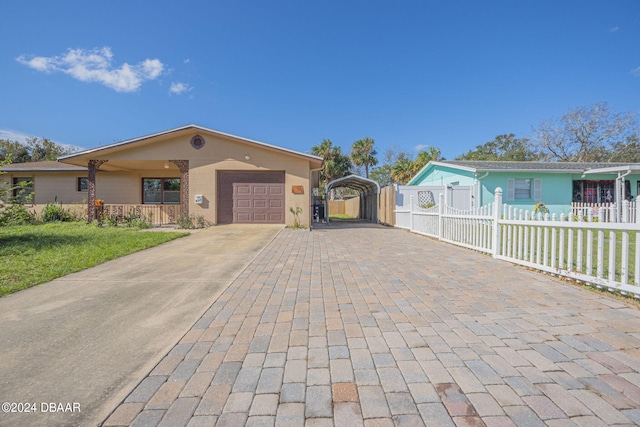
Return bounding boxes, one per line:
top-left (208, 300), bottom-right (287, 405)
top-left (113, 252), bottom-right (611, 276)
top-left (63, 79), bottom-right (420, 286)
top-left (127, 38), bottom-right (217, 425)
top-left (434, 161), bottom-right (478, 173)
top-left (408, 161), bottom-right (477, 185)
top-left (583, 165), bottom-right (640, 175)
top-left (1, 167), bottom-right (87, 171)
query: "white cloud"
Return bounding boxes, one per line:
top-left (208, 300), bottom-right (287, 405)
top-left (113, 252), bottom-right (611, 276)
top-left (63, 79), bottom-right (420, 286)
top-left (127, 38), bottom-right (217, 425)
top-left (631, 67), bottom-right (640, 77)
top-left (169, 82), bottom-right (192, 95)
top-left (609, 26), bottom-right (619, 33)
top-left (0, 128), bottom-right (32, 143)
top-left (413, 144), bottom-right (429, 151)
top-left (16, 47), bottom-right (165, 93)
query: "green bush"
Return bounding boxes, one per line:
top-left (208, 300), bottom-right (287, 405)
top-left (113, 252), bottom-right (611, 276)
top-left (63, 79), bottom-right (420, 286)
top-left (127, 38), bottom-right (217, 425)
top-left (41, 203), bottom-right (75, 222)
top-left (98, 211), bottom-right (153, 228)
top-left (122, 212), bottom-right (152, 229)
top-left (176, 213), bottom-right (208, 229)
top-left (0, 204), bottom-right (36, 226)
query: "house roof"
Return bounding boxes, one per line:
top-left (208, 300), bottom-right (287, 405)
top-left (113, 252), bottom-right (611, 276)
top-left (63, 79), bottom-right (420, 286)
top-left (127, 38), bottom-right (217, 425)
top-left (438, 160), bottom-right (638, 172)
top-left (0, 161), bottom-right (87, 172)
top-left (409, 160), bottom-right (640, 184)
top-left (58, 124), bottom-right (324, 166)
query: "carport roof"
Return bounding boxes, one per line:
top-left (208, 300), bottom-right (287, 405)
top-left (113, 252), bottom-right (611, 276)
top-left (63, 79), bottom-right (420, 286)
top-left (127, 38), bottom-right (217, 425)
top-left (325, 174), bottom-right (380, 194)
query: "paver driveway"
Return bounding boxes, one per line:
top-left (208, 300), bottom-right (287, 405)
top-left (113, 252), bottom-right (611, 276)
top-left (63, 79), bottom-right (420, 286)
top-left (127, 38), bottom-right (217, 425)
top-left (105, 222), bottom-right (640, 427)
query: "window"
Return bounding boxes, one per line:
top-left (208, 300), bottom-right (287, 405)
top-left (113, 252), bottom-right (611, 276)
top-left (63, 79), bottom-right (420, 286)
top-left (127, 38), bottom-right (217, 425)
top-left (12, 177), bottom-right (33, 203)
top-left (572, 180), bottom-right (628, 203)
top-left (77, 177), bottom-right (88, 192)
top-left (143, 178), bottom-right (180, 204)
top-left (506, 178), bottom-right (542, 202)
top-left (514, 179), bottom-right (531, 199)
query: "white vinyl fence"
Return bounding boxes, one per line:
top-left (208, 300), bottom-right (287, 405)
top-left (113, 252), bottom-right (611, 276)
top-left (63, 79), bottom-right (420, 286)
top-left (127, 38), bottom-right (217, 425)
top-left (395, 185), bottom-right (473, 230)
top-left (397, 188), bottom-right (640, 298)
top-left (571, 202), bottom-right (637, 223)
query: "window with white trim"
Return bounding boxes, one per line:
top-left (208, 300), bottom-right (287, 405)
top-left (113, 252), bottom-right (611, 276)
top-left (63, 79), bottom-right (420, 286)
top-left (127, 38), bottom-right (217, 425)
top-left (514, 179), bottom-right (531, 199)
top-left (507, 178), bottom-right (542, 202)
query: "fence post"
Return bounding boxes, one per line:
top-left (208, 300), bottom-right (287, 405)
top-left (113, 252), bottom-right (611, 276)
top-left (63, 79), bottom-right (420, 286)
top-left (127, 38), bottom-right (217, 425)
top-left (623, 199), bottom-right (629, 223)
top-left (438, 193), bottom-right (445, 240)
top-left (492, 187), bottom-right (502, 258)
top-left (409, 195), bottom-right (414, 232)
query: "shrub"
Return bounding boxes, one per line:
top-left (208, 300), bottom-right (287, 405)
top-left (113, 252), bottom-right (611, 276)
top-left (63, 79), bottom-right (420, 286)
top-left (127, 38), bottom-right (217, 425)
top-left (176, 213), bottom-right (208, 229)
top-left (41, 203), bottom-right (75, 222)
top-left (289, 206), bottom-right (303, 228)
top-left (121, 212), bottom-right (153, 229)
top-left (0, 203), bottom-right (36, 226)
top-left (98, 211), bottom-right (153, 228)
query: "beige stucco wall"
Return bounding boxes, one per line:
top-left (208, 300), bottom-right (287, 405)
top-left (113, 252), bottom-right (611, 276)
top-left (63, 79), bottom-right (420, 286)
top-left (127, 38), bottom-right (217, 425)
top-left (61, 131), bottom-right (318, 227)
top-left (1, 171), bottom-right (87, 205)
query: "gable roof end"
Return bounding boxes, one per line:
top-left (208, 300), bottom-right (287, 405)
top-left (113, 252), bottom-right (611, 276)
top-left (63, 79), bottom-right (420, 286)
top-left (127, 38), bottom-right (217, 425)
top-left (58, 124), bottom-right (323, 163)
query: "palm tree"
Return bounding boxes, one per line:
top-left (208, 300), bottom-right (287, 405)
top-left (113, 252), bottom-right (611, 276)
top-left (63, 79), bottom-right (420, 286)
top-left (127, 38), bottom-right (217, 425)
top-left (391, 153), bottom-right (415, 184)
top-left (351, 137), bottom-right (378, 179)
top-left (311, 139), bottom-right (352, 188)
top-left (413, 147), bottom-right (442, 174)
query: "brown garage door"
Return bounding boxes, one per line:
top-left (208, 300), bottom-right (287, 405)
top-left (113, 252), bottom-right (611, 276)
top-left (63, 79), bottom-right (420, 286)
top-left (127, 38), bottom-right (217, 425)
top-left (218, 171), bottom-right (285, 224)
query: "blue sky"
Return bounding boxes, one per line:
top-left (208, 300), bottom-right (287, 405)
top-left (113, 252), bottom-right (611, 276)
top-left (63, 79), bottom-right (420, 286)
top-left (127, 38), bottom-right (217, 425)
top-left (1, 1), bottom-right (639, 161)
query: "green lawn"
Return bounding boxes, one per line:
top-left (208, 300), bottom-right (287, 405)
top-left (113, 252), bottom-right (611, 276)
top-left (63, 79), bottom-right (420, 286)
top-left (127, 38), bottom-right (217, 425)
top-left (503, 224), bottom-right (638, 285)
top-left (329, 214), bottom-right (356, 220)
top-left (0, 222), bottom-right (188, 297)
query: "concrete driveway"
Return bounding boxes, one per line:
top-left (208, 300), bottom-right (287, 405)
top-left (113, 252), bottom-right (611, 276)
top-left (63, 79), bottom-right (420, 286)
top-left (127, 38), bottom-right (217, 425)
top-left (0, 224), bottom-right (282, 427)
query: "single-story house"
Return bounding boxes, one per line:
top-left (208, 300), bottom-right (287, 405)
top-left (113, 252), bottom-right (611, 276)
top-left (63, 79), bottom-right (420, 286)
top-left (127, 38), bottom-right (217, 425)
top-left (408, 160), bottom-right (640, 215)
top-left (1, 125), bottom-right (324, 227)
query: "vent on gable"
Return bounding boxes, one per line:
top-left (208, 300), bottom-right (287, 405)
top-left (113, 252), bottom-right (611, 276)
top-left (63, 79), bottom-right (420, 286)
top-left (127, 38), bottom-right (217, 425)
top-left (190, 135), bottom-right (205, 150)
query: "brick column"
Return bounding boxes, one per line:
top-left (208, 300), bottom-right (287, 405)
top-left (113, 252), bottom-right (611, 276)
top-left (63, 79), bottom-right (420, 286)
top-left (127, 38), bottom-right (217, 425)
top-left (169, 160), bottom-right (189, 216)
top-left (87, 160), bottom-right (108, 222)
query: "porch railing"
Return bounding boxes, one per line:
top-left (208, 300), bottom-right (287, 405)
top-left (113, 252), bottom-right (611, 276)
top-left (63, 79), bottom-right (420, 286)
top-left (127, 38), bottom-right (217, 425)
top-left (103, 204), bottom-right (181, 225)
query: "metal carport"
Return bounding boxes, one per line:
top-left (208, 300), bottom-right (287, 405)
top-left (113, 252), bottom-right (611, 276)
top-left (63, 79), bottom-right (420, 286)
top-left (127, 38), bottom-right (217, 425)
top-left (325, 174), bottom-right (380, 223)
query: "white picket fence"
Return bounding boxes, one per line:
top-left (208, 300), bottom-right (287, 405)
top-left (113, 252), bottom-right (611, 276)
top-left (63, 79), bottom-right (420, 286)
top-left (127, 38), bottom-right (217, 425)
top-left (396, 188), bottom-right (640, 297)
top-left (571, 201), bottom-right (637, 223)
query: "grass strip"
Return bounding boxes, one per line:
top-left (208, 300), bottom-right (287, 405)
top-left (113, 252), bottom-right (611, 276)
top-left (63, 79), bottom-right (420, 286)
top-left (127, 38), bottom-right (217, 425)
top-left (0, 222), bottom-right (188, 297)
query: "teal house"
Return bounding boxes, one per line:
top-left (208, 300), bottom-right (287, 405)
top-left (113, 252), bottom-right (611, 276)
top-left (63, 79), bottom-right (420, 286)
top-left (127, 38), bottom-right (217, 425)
top-left (408, 160), bottom-right (640, 215)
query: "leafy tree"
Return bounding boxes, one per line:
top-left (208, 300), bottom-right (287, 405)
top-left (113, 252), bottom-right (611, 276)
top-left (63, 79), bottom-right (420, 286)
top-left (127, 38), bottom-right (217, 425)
top-left (311, 139), bottom-right (352, 189)
top-left (369, 146), bottom-right (409, 187)
top-left (609, 134), bottom-right (640, 162)
top-left (0, 140), bottom-right (31, 163)
top-left (0, 137), bottom-right (78, 163)
top-left (369, 164), bottom-right (393, 187)
top-left (350, 137), bottom-right (378, 178)
top-left (370, 146), bottom-right (444, 186)
top-left (533, 102), bottom-right (638, 162)
top-left (456, 134), bottom-right (538, 161)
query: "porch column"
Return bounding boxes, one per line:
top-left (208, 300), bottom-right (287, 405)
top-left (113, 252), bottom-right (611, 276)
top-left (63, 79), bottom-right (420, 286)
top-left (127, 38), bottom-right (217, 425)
top-left (87, 160), bottom-right (108, 222)
top-left (169, 160), bottom-right (189, 216)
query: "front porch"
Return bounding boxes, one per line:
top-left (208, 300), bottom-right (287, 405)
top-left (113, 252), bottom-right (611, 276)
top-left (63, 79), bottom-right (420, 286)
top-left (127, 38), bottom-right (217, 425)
top-left (101, 204), bottom-right (182, 225)
top-left (85, 159), bottom-right (190, 223)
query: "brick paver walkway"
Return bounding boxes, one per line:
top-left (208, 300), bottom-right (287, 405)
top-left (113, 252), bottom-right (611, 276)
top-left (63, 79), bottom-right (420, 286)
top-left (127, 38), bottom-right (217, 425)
top-left (104, 223), bottom-right (640, 426)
